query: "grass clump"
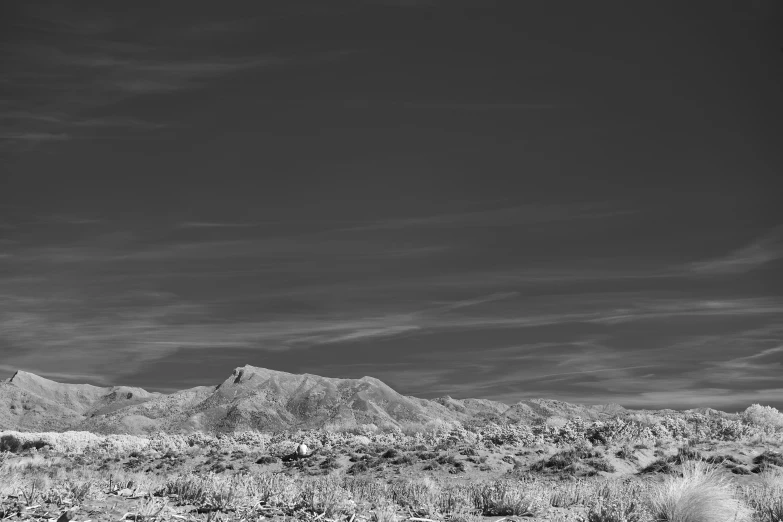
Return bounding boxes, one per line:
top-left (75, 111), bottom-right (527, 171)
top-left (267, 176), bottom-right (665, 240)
top-left (469, 479), bottom-right (543, 516)
top-left (739, 469), bottom-right (783, 522)
top-left (648, 461), bottom-right (752, 522)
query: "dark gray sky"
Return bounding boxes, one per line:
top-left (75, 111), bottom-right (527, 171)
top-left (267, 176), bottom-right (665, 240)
top-left (2, 1), bottom-right (782, 411)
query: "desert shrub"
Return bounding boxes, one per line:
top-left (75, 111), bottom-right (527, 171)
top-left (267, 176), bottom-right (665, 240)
top-left (21, 439), bottom-right (49, 451)
top-left (743, 404), bottom-right (783, 429)
top-left (347, 461), bottom-right (370, 474)
top-left (399, 422), bottom-right (428, 436)
top-left (705, 454), bottom-right (739, 465)
top-left (752, 451), bottom-right (783, 473)
top-left (585, 458), bottom-right (616, 473)
top-left (648, 461), bottom-right (752, 522)
top-left (210, 462), bottom-right (228, 473)
top-left (615, 446), bottom-right (637, 461)
top-left (256, 455), bottom-right (279, 464)
top-left (381, 448), bottom-right (399, 459)
top-left (754, 451), bottom-right (783, 467)
top-left (320, 457), bottom-right (341, 470)
top-left (0, 434), bottom-right (22, 453)
top-left (531, 450), bottom-right (577, 472)
top-left (437, 454), bottom-right (458, 465)
top-left (417, 451), bottom-right (438, 460)
top-left (639, 458), bottom-right (674, 475)
top-left (393, 454), bottom-right (416, 465)
top-left (531, 448), bottom-right (603, 474)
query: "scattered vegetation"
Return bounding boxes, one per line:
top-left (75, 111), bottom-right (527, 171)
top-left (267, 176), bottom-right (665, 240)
top-left (531, 447), bottom-right (615, 476)
top-left (1, 404), bottom-right (782, 520)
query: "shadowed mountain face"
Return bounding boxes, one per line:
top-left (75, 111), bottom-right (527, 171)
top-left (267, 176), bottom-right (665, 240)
top-left (0, 366), bottom-right (626, 434)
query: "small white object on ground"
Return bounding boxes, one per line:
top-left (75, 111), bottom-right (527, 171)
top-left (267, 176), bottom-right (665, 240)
top-left (296, 443), bottom-right (308, 456)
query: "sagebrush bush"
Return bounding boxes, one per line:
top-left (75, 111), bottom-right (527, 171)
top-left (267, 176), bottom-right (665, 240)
top-left (743, 404), bottom-right (783, 429)
top-left (0, 435), bottom-right (22, 453)
top-left (21, 440), bottom-right (48, 451)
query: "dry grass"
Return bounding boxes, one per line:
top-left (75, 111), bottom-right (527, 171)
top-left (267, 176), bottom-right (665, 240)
top-left (648, 461), bottom-right (752, 522)
top-left (738, 468), bottom-right (783, 522)
top-left (468, 479), bottom-right (546, 516)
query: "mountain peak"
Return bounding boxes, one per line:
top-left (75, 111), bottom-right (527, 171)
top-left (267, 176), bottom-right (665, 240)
top-left (8, 369), bottom-right (64, 387)
top-left (9, 369), bottom-right (32, 382)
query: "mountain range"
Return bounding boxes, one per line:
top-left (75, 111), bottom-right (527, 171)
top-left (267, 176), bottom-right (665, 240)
top-left (2, 365), bottom-right (633, 434)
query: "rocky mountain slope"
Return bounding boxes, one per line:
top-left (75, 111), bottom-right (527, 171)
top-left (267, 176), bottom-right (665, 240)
top-left (1, 365), bottom-right (627, 434)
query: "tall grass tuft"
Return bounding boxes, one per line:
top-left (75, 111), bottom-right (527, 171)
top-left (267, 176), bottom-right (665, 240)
top-left (648, 461), bottom-right (751, 522)
top-left (738, 468), bottom-right (783, 522)
top-left (468, 479), bottom-right (544, 517)
top-left (299, 476), bottom-right (355, 517)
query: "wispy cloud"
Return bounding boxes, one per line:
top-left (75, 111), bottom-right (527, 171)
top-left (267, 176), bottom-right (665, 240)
top-left (0, 132), bottom-right (70, 143)
top-left (401, 102), bottom-right (557, 111)
top-left (1, 5), bottom-right (352, 149)
top-left (588, 298), bottom-right (783, 325)
top-left (690, 225), bottom-right (783, 274)
top-left (526, 364), bottom-right (659, 381)
top-left (434, 292), bottom-right (519, 311)
top-left (337, 202), bottom-right (630, 232)
top-left (0, 111), bottom-right (166, 130)
top-left (342, 100), bottom-right (556, 111)
top-left (177, 221), bottom-right (258, 229)
top-left (91, 56), bottom-right (285, 94)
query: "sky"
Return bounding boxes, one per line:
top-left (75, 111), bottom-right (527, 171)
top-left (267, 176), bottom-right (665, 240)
top-left (1, 1), bottom-right (782, 412)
